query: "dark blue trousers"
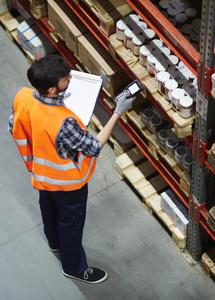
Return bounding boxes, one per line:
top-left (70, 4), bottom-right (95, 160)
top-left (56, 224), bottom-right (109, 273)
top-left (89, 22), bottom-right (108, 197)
top-left (39, 184), bottom-right (88, 275)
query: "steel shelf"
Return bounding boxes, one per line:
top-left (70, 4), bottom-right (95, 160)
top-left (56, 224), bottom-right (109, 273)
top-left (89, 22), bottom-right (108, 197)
top-left (200, 207), bottom-right (215, 241)
top-left (127, 0), bottom-right (200, 75)
top-left (16, 0), bottom-right (215, 243)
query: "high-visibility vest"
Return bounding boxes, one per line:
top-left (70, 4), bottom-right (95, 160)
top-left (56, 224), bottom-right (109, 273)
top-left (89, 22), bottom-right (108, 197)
top-left (12, 87), bottom-right (97, 191)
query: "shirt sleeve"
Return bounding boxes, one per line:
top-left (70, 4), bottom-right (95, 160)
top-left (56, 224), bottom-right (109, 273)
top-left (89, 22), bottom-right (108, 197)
top-left (56, 117), bottom-right (101, 159)
top-left (8, 110), bottom-right (14, 133)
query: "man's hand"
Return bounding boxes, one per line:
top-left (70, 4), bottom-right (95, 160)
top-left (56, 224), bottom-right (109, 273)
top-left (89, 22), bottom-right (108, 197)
top-left (114, 92), bottom-right (135, 116)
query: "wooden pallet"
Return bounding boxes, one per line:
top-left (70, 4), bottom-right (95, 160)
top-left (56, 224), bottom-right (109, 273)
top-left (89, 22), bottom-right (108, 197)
top-left (0, 11), bottom-right (35, 64)
top-left (81, 0), bottom-right (132, 36)
top-left (202, 249), bottom-right (215, 281)
top-left (109, 34), bottom-right (195, 138)
top-left (115, 150), bottom-right (187, 250)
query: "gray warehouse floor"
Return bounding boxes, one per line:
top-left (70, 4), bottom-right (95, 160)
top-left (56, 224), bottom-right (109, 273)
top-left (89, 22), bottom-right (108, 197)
top-left (0, 26), bottom-right (215, 300)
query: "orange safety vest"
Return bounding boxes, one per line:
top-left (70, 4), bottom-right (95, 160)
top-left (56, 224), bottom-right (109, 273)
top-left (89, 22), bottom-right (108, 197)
top-left (12, 87), bottom-right (97, 191)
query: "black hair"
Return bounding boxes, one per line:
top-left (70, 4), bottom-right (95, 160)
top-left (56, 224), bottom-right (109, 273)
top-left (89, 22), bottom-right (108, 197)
top-left (27, 55), bottom-right (71, 93)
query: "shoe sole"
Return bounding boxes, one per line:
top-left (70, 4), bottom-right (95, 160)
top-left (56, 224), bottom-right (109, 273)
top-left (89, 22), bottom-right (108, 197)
top-left (62, 270), bottom-right (108, 284)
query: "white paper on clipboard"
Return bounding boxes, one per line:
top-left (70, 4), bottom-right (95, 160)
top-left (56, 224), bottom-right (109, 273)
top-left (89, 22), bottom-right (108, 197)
top-left (64, 70), bottom-right (102, 126)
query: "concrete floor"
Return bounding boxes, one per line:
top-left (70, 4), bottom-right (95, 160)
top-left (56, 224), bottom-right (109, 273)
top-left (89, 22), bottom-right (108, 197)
top-left (0, 25), bottom-right (215, 300)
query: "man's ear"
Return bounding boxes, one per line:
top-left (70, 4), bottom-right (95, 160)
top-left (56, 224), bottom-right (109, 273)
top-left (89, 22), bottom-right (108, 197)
top-left (47, 86), bottom-right (57, 95)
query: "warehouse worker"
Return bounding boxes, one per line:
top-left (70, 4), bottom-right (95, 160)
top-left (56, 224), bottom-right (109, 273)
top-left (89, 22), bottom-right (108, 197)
top-left (8, 55), bottom-right (135, 284)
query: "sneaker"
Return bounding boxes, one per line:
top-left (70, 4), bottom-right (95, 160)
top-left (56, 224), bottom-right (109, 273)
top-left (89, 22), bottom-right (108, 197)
top-left (49, 248), bottom-right (59, 252)
top-left (62, 267), bottom-right (108, 284)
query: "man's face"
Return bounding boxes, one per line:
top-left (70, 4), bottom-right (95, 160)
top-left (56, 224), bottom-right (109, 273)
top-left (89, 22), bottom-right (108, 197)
top-left (56, 74), bottom-right (72, 94)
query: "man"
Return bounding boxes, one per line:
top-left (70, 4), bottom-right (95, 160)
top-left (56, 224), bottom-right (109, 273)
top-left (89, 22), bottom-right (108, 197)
top-left (9, 55), bottom-right (134, 284)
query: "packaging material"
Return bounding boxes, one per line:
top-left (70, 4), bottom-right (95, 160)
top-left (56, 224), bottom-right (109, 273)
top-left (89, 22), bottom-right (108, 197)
top-left (47, 0), bottom-right (86, 57)
top-left (161, 190), bottom-right (189, 236)
top-left (17, 20), bottom-right (54, 59)
top-left (82, 0), bottom-right (132, 36)
top-left (29, 0), bottom-right (48, 19)
top-left (78, 33), bottom-right (129, 96)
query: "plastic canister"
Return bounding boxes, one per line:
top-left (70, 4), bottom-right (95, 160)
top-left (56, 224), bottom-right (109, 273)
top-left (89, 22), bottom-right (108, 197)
top-left (175, 145), bottom-right (187, 165)
top-left (175, 13), bottom-right (188, 25)
top-left (140, 107), bottom-right (154, 129)
top-left (167, 54), bottom-right (179, 67)
top-left (116, 20), bottom-right (127, 41)
top-left (157, 128), bottom-right (170, 150)
top-left (185, 7), bottom-right (197, 18)
top-left (135, 20), bottom-right (147, 34)
top-left (139, 45), bottom-right (152, 66)
top-left (149, 114), bottom-right (163, 134)
top-left (160, 47), bottom-right (171, 58)
top-left (154, 60), bottom-right (168, 75)
top-left (165, 79), bottom-right (178, 101)
top-left (156, 71), bottom-right (170, 94)
top-left (143, 29), bottom-right (155, 42)
top-left (149, 39), bottom-right (163, 50)
top-left (182, 83), bottom-right (197, 99)
top-left (179, 95), bottom-right (193, 118)
top-left (165, 137), bottom-right (179, 156)
top-left (132, 34), bottom-right (145, 56)
top-left (147, 54), bottom-right (157, 75)
top-left (183, 153), bottom-right (193, 173)
top-left (181, 24), bottom-right (192, 35)
top-left (124, 28), bottom-right (135, 50)
top-left (170, 88), bottom-right (186, 110)
top-left (159, 0), bottom-right (169, 9)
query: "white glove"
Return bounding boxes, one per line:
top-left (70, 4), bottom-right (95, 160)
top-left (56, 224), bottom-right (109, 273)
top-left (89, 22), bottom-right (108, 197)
top-left (114, 91), bottom-right (135, 115)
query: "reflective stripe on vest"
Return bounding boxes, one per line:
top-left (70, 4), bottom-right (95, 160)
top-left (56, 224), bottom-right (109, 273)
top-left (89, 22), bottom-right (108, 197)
top-left (15, 138), bottom-right (28, 146)
top-left (32, 156), bottom-right (95, 185)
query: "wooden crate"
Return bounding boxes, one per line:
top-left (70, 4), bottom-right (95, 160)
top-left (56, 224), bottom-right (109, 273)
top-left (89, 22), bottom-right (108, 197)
top-left (82, 0), bottom-right (132, 36)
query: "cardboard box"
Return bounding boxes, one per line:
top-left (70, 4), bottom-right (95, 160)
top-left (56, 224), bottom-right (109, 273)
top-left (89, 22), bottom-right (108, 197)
top-left (47, 0), bottom-right (86, 57)
top-left (78, 33), bottom-right (129, 96)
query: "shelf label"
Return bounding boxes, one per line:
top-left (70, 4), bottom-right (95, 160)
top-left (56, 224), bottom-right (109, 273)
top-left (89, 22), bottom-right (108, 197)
top-left (196, 92), bottom-right (208, 121)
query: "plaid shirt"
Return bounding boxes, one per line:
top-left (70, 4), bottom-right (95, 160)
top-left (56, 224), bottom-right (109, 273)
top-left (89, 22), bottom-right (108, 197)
top-left (9, 91), bottom-right (101, 161)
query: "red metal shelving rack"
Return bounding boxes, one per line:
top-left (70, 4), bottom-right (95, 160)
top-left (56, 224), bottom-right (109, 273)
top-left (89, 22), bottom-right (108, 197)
top-left (126, 0), bottom-right (200, 76)
top-left (16, 0), bottom-right (214, 241)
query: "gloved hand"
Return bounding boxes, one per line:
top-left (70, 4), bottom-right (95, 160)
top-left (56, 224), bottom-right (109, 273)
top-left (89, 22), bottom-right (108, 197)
top-left (114, 91), bottom-right (135, 116)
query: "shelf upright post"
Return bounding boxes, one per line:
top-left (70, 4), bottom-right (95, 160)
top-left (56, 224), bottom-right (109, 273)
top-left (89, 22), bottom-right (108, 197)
top-left (187, 0), bottom-right (215, 260)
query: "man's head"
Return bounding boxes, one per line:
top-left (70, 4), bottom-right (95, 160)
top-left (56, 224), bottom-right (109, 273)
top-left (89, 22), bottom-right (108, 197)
top-left (27, 55), bottom-right (71, 96)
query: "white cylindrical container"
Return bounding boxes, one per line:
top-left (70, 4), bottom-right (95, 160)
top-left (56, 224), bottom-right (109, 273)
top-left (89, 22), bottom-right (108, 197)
top-left (139, 45), bottom-right (152, 66)
top-left (132, 35), bottom-right (145, 56)
top-left (143, 28), bottom-right (155, 42)
top-left (160, 47), bottom-right (171, 57)
top-left (212, 73), bottom-right (215, 90)
top-left (165, 79), bottom-right (178, 101)
top-left (167, 54), bottom-right (179, 67)
top-left (149, 39), bottom-right (163, 50)
top-left (125, 14), bottom-right (139, 33)
top-left (116, 20), bottom-right (127, 41)
top-left (154, 60), bottom-right (168, 75)
top-left (147, 54), bottom-right (157, 75)
top-left (135, 20), bottom-right (147, 34)
top-left (185, 7), bottom-right (197, 18)
top-left (124, 28), bottom-right (135, 50)
top-left (179, 95), bottom-right (193, 118)
top-left (170, 88), bottom-right (186, 110)
top-left (156, 71), bottom-right (170, 94)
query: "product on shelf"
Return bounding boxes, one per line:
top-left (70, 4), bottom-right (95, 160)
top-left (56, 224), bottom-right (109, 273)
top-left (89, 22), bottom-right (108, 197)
top-left (17, 20), bottom-right (54, 59)
top-left (160, 188), bottom-right (189, 236)
top-left (47, 0), bottom-right (87, 58)
top-left (208, 206), bottom-right (215, 231)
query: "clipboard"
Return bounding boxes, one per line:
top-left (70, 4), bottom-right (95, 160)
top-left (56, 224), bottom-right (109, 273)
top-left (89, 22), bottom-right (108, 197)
top-left (64, 70), bottom-right (102, 126)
